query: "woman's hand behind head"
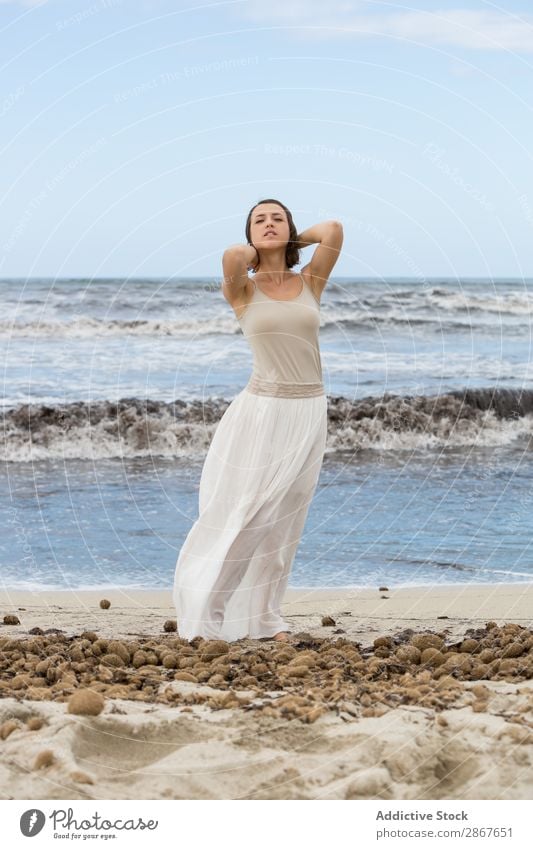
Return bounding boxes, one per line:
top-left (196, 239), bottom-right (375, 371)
top-left (246, 243), bottom-right (260, 272)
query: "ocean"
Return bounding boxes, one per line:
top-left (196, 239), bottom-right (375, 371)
top-left (2, 275), bottom-right (533, 591)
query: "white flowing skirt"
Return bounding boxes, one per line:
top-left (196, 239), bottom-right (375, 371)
top-left (173, 388), bottom-right (328, 642)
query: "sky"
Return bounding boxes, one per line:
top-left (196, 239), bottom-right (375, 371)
top-left (0, 0), bottom-right (532, 279)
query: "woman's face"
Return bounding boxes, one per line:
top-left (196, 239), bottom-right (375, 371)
top-left (249, 203), bottom-right (290, 251)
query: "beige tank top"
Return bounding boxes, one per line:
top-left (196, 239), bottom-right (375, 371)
top-left (236, 273), bottom-right (325, 398)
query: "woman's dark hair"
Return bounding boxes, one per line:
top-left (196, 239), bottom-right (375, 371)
top-left (245, 198), bottom-right (300, 273)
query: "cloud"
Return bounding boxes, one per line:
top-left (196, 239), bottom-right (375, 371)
top-left (238, 2), bottom-right (533, 52)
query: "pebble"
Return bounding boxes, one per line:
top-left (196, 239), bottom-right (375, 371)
top-left (70, 770), bottom-right (94, 784)
top-left (67, 689), bottom-right (105, 716)
top-left (321, 616), bottom-right (336, 626)
top-left (3, 615), bottom-right (20, 626)
top-left (33, 750), bottom-right (55, 769)
top-left (0, 621), bottom-right (529, 726)
top-left (0, 720), bottom-right (20, 739)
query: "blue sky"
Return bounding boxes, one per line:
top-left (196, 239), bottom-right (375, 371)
top-left (1, 0), bottom-right (532, 278)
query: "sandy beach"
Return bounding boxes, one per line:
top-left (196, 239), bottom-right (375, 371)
top-left (0, 583), bottom-right (532, 800)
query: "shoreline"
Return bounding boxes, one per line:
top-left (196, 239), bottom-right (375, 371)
top-left (1, 582), bottom-right (532, 645)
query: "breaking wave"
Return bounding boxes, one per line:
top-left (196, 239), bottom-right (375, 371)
top-left (3, 387), bottom-right (533, 462)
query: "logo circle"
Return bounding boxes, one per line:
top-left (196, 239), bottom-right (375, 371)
top-left (20, 809), bottom-right (46, 837)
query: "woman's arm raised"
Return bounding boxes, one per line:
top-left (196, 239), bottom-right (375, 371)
top-left (295, 220), bottom-right (343, 297)
top-left (221, 244), bottom-right (258, 303)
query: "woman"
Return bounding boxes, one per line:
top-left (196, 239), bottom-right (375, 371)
top-left (173, 198), bottom-right (343, 642)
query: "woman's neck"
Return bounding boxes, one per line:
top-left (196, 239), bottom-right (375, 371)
top-left (255, 248), bottom-right (291, 285)
top-left (255, 267), bottom-right (291, 287)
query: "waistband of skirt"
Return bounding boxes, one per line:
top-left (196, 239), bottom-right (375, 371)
top-left (244, 374), bottom-right (325, 398)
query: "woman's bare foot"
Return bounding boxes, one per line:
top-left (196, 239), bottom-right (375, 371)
top-left (273, 631), bottom-right (291, 641)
